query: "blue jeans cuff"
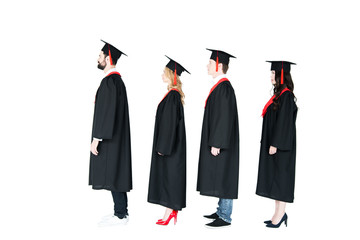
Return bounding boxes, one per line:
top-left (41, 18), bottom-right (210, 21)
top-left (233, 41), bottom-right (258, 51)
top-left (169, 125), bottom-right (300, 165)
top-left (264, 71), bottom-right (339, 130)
top-left (216, 198), bottom-right (233, 223)
top-left (217, 215), bottom-right (231, 223)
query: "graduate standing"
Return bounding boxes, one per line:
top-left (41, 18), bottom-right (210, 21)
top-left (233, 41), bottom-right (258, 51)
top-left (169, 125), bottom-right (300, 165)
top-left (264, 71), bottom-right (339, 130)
top-left (256, 61), bottom-right (298, 228)
top-left (89, 40), bottom-right (132, 227)
top-left (148, 56), bottom-right (189, 226)
top-left (197, 49), bottom-right (239, 228)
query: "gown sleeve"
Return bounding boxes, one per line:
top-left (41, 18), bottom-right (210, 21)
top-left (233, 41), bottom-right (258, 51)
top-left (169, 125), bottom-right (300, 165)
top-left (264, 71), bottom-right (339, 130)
top-left (92, 78), bottom-right (117, 140)
top-left (271, 92), bottom-right (296, 151)
top-left (208, 85), bottom-right (236, 149)
top-left (155, 92), bottom-right (179, 156)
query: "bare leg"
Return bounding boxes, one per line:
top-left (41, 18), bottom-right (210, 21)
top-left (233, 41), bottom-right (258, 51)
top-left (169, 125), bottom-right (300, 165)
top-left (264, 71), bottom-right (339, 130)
top-left (162, 208), bottom-right (173, 220)
top-left (272, 201), bottom-right (286, 224)
top-left (271, 201), bottom-right (279, 222)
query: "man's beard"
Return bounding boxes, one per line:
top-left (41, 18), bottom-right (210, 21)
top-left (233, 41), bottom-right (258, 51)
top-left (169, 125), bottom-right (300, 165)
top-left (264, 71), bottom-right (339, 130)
top-left (97, 60), bottom-right (106, 70)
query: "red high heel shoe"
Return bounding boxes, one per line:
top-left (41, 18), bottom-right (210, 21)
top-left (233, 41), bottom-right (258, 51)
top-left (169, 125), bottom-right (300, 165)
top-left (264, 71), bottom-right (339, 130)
top-left (156, 210), bottom-right (178, 225)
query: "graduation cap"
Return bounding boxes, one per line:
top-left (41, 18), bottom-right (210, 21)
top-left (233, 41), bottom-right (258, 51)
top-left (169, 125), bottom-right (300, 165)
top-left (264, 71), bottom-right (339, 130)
top-left (266, 61), bottom-right (296, 84)
top-left (165, 55), bottom-right (190, 85)
top-left (101, 40), bottom-right (127, 65)
top-left (207, 48), bottom-right (236, 72)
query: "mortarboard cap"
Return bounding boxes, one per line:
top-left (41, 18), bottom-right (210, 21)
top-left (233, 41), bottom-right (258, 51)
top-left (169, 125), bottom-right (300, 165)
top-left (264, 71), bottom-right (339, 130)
top-left (266, 61), bottom-right (296, 73)
top-left (101, 39), bottom-right (127, 65)
top-left (266, 61), bottom-right (296, 84)
top-left (165, 55), bottom-right (190, 85)
top-left (206, 48), bottom-right (236, 72)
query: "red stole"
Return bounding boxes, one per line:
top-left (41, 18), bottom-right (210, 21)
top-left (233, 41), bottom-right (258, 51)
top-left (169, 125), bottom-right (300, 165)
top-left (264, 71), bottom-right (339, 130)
top-left (159, 88), bottom-right (180, 104)
top-left (106, 71), bottom-right (121, 77)
top-left (204, 78), bottom-right (229, 108)
top-left (261, 88), bottom-right (290, 117)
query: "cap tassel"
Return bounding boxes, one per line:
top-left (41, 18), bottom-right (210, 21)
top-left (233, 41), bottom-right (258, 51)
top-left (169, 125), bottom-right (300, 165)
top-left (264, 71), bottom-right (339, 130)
top-left (108, 44), bottom-right (113, 65)
top-left (174, 63), bottom-right (177, 85)
top-left (281, 61), bottom-right (284, 84)
top-left (216, 51), bottom-right (219, 72)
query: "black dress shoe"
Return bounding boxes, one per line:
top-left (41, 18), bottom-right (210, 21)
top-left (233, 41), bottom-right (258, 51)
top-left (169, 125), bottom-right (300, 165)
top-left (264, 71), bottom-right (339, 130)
top-left (266, 213), bottom-right (288, 228)
top-left (203, 213), bottom-right (219, 220)
top-left (205, 218), bottom-right (231, 228)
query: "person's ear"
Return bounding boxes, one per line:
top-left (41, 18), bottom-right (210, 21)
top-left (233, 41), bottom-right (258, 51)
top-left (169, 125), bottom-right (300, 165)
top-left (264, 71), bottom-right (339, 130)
top-left (218, 63), bottom-right (223, 72)
top-left (105, 55), bottom-right (110, 64)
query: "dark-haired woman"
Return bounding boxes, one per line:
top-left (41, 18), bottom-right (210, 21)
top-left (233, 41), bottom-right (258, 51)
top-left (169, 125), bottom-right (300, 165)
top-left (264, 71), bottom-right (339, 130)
top-left (256, 61), bottom-right (298, 228)
top-left (147, 56), bottom-right (189, 226)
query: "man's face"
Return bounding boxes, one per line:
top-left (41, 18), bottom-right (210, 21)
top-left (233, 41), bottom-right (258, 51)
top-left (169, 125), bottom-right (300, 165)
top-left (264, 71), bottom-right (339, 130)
top-left (207, 59), bottom-right (216, 76)
top-left (97, 51), bottom-right (106, 70)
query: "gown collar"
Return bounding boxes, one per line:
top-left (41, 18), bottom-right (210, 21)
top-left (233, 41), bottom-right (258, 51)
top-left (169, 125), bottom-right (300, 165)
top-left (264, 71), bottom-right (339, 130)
top-left (104, 68), bottom-right (120, 77)
top-left (159, 88), bottom-right (179, 105)
top-left (212, 74), bottom-right (227, 85)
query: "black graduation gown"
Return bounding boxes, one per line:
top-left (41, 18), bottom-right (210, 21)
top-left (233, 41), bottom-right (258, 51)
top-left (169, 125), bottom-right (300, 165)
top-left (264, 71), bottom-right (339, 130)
top-left (197, 81), bottom-right (240, 199)
top-left (148, 90), bottom-right (186, 210)
top-left (89, 73), bottom-right (132, 192)
top-left (256, 91), bottom-right (297, 203)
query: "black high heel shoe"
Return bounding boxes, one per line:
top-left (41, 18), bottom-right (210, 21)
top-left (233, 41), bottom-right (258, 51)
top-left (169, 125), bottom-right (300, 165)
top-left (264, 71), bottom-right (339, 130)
top-left (266, 213), bottom-right (288, 228)
top-left (264, 220), bottom-right (272, 224)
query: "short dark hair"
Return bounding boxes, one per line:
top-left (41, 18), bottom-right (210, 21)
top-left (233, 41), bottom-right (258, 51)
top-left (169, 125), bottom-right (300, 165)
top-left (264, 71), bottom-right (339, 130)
top-left (222, 63), bottom-right (229, 74)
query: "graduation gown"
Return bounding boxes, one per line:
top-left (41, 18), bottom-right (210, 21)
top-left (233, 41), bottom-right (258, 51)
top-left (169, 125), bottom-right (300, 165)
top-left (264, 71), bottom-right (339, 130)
top-left (148, 90), bottom-right (186, 210)
top-left (256, 91), bottom-right (297, 203)
top-left (197, 80), bottom-right (239, 199)
top-left (89, 73), bottom-right (132, 192)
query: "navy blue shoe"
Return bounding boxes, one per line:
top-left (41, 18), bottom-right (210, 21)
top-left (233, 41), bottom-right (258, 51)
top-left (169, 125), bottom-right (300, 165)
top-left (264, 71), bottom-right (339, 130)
top-left (266, 213), bottom-right (288, 228)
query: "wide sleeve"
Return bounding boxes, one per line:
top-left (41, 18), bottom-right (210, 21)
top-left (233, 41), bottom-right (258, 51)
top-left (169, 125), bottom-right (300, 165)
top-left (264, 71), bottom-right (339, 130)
top-left (271, 92), bottom-right (296, 150)
top-left (92, 78), bottom-right (117, 140)
top-left (155, 93), bottom-right (179, 156)
top-left (208, 85), bottom-right (236, 149)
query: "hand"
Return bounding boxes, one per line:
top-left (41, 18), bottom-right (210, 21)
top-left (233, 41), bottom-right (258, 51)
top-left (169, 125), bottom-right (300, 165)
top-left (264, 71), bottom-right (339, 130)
top-left (91, 139), bottom-right (100, 155)
top-left (158, 152), bottom-right (164, 156)
top-left (211, 147), bottom-right (220, 156)
top-left (269, 146), bottom-right (277, 155)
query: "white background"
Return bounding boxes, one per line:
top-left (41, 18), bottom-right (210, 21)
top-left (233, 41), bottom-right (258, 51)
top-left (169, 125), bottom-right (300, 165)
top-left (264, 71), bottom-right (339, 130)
top-left (1, 0), bottom-right (359, 239)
